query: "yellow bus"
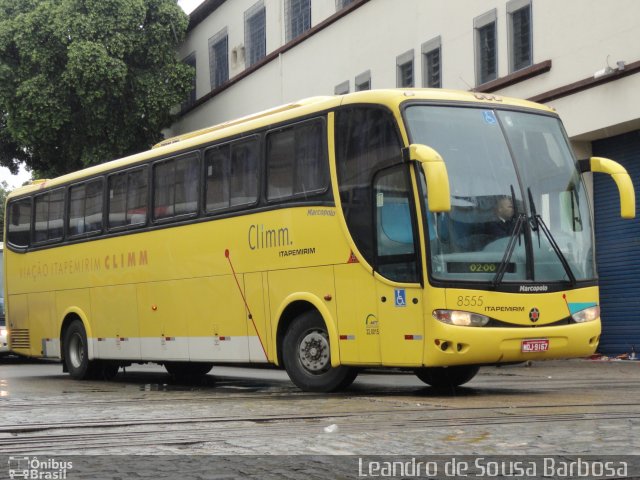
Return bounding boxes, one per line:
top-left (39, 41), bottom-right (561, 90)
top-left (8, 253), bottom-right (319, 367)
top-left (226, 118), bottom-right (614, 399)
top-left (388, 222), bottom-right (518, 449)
top-left (4, 89), bottom-right (635, 391)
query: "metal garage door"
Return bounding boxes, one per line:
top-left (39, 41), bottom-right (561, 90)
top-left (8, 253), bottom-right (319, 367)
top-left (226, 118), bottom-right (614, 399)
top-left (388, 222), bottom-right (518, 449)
top-left (592, 129), bottom-right (640, 355)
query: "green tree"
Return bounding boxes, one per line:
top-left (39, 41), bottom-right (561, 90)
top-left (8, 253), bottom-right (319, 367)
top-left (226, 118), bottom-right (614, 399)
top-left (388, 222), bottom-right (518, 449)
top-left (0, 0), bottom-right (194, 177)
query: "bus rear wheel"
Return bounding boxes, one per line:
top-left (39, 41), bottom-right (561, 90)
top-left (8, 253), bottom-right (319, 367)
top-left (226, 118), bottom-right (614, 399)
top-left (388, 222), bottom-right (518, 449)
top-left (63, 320), bottom-right (98, 380)
top-left (414, 365), bottom-right (480, 388)
top-left (165, 362), bottom-right (213, 383)
top-left (283, 311), bottom-right (357, 392)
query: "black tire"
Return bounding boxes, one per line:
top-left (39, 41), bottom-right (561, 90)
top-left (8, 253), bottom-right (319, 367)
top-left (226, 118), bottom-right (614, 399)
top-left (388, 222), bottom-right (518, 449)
top-left (283, 311), bottom-right (358, 392)
top-left (414, 365), bottom-right (480, 388)
top-left (165, 362), bottom-right (213, 382)
top-left (63, 320), bottom-right (99, 380)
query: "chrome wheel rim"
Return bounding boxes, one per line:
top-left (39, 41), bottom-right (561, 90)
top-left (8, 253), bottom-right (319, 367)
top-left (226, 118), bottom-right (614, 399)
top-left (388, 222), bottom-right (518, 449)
top-left (298, 330), bottom-right (330, 373)
top-left (68, 332), bottom-right (84, 369)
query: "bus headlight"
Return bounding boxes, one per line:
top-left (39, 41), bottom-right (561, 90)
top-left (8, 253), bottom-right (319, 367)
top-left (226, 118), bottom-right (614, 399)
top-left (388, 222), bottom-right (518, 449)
top-left (433, 310), bottom-right (490, 327)
top-left (571, 305), bottom-right (600, 323)
top-left (0, 328), bottom-right (6, 338)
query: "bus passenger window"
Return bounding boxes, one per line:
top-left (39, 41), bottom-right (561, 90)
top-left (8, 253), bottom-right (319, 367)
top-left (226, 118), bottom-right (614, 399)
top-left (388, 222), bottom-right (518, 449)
top-left (230, 139), bottom-right (259, 207)
top-left (205, 145), bottom-right (230, 212)
top-left (266, 119), bottom-right (327, 201)
top-left (153, 155), bottom-right (199, 220)
top-left (7, 198), bottom-right (32, 248)
top-left (108, 168), bottom-right (148, 229)
top-left (34, 189), bottom-right (64, 243)
top-left (68, 180), bottom-right (104, 236)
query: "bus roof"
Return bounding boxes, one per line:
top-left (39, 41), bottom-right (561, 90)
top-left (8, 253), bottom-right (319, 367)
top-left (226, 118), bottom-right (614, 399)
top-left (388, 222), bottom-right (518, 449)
top-left (7, 89), bottom-right (553, 199)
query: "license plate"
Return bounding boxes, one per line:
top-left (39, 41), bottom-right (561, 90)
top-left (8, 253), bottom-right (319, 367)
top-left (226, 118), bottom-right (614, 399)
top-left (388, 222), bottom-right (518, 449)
top-left (521, 339), bottom-right (549, 353)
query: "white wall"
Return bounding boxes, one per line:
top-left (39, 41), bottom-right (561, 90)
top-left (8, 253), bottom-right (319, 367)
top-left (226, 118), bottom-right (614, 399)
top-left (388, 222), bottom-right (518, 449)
top-left (172, 0), bottom-right (640, 144)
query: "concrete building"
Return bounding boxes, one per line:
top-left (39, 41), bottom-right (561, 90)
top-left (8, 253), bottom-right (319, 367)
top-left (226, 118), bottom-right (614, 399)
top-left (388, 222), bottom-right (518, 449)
top-left (171, 0), bottom-right (640, 354)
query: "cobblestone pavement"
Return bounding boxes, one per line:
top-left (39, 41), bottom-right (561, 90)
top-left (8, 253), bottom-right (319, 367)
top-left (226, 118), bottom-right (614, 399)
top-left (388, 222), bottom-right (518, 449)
top-left (0, 358), bottom-right (638, 478)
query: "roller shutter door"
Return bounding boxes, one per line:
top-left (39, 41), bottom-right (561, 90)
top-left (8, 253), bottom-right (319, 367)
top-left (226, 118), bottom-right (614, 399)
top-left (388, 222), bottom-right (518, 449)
top-left (592, 130), bottom-right (640, 355)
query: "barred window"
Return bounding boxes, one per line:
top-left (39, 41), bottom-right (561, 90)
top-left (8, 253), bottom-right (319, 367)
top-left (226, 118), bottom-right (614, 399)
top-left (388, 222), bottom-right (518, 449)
top-left (508, 0), bottom-right (532, 72)
top-left (475, 10), bottom-right (498, 85)
top-left (285, 0), bottom-right (311, 42)
top-left (245, 1), bottom-right (266, 68)
top-left (209, 28), bottom-right (229, 89)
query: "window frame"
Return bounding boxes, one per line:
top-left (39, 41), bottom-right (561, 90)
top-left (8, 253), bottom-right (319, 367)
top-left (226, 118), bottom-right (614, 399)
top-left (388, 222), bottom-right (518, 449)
top-left (107, 165), bottom-right (150, 233)
top-left (355, 70), bottom-right (371, 91)
top-left (67, 178), bottom-right (105, 239)
top-left (396, 49), bottom-right (415, 88)
top-left (209, 28), bottom-right (229, 90)
top-left (474, 9), bottom-right (498, 86)
top-left (265, 117), bottom-right (330, 205)
top-left (421, 36), bottom-right (442, 88)
top-left (203, 135), bottom-right (261, 216)
top-left (33, 187), bottom-right (65, 245)
top-left (507, 0), bottom-right (533, 73)
top-left (7, 197), bottom-right (33, 249)
top-left (152, 152), bottom-right (201, 224)
top-left (285, 0), bottom-right (311, 43)
top-left (244, 1), bottom-right (266, 69)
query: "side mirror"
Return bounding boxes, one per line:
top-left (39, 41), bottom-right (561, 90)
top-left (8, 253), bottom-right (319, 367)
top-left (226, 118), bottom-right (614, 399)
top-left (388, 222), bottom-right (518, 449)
top-left (407, 144), bottom-right (451, 212)
top-left (588, 157), bottom-right (636, 219)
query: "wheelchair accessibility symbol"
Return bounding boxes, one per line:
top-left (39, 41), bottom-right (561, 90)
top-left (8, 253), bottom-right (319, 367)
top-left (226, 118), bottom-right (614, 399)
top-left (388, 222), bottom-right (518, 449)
top-left (394, 289), bottom-right (407, 307)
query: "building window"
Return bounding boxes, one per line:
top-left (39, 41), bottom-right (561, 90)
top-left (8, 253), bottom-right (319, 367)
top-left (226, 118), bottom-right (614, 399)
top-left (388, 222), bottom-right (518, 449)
top-left (335, 81), bottom-right (349, 95)
top-left (245, 1), bottom-right (266, 68)
top-left (181, 52), bottom-right (196, 112)
top-left (285, 0), bottom-right (311, 42)
top-left (209, 28), bottom-right (229, 90)
top-left (355, 70), bottom-right (371, 91)
top-left (422, 36), bottom-right (441, 88)
top-left (335, 0), bottom-right (354, 11)
top-left (474, 9), bottom-right (497, 85)
top-left (396, 50), bottom-right (414, 88)
top-left (508, 0), bottom-right (532, 72)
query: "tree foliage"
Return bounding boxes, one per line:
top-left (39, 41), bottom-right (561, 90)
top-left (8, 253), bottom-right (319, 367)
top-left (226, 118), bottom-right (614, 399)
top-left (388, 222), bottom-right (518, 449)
top-left (0, 0), bottom-right (194, 177)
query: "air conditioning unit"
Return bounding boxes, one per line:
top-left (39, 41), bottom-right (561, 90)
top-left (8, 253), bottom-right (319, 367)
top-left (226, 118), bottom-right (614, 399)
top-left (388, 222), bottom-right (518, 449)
top-left (232, 44), bottom-right (245, 64)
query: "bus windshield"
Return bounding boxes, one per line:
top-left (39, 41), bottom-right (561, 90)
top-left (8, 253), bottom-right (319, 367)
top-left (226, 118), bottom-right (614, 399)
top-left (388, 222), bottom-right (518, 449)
top-left (404, 105), bottom-right (595, 284)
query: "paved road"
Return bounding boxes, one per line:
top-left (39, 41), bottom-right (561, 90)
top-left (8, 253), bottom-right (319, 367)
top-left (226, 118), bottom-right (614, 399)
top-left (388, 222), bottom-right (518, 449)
top-left (0, 357), bottom-right (639, 456)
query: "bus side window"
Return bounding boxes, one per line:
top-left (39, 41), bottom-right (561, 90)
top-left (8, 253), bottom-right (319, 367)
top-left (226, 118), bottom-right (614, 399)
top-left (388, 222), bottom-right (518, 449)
top-left (153, 154), bottom-right (199, 220)
top-left (68, 180), bottom-right (104, 236)
top-left (108, 168), bottom-right (148, 229)
top-left (7, 198), bottom-right (32, 248)
top-left (33, 189), bottom-right (64, 243)
top-left (266, 119), bottom-right (327, 201)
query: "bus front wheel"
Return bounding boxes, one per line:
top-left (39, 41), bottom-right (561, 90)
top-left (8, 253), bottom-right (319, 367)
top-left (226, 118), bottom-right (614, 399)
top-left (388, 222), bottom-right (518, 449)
top-left (63, 320), bottom-right (98, 380)
top-left (414, 365), bottom-right (480, 388)
top-left (283, 311), bottom-right (357, 392)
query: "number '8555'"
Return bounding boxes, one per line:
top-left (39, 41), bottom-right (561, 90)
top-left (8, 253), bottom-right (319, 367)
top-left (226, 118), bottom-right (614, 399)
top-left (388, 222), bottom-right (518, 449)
top-left (457, 296), bottom-right (484, 307)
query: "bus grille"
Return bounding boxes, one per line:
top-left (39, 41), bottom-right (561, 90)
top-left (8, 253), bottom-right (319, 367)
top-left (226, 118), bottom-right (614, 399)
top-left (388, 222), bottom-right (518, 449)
top-left (10, 329), bottom-right (30, 349)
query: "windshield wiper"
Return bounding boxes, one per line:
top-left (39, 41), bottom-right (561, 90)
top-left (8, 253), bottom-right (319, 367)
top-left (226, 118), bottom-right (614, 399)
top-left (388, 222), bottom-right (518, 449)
top-left (527, 188), bottom-right (577, 286)
top-left (534, 214), bottom-right (577, 286)
top-left (492, 212), bottom-right (526, 287)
